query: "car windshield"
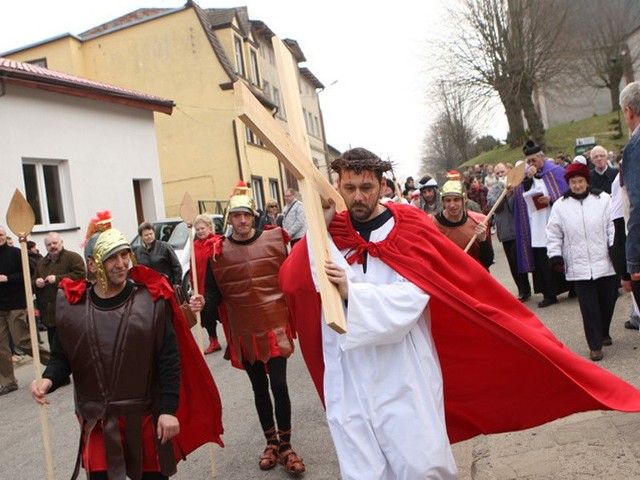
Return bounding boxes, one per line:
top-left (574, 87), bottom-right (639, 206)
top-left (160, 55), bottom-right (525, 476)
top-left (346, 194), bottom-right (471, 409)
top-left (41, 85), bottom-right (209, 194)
top-left (130, 215), bottom-right (222, 251)
top-left (168, 223), bottom-right (189, 249)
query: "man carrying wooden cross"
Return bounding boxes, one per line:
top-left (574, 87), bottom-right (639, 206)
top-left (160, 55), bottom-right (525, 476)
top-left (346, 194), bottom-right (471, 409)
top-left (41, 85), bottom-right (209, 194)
top-left (280, 147), bottom-right (640, 480)
top-left (281, 147), bottom-right (457, 479)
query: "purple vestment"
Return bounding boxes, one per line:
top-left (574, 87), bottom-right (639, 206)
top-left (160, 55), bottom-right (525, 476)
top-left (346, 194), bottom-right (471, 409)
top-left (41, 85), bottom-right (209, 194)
top-left (513, 159), bottom-right (568, 273)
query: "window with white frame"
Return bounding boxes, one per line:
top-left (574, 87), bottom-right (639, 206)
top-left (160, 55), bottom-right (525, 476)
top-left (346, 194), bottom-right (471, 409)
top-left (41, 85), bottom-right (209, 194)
top-left (234, 36), bottom-right (246, 77)
top-left (22, 159), bottom-right (74, 228)
top-left (250, 49), bottom-right (260, 86)
top-left (273, 87), bottom-right (285, 119)
top-left (245, 126), bottom-right (264, 146)
top-left (269, 178), bottom-right (280, 207)
top-left (251, 176), bottom-right (265, 211)
top-left (263, 80), bottom-right (271, 100)
top-left (303, 108), bottom-right (309, 132)
top-left (307, 111), bottom-right (314, 135)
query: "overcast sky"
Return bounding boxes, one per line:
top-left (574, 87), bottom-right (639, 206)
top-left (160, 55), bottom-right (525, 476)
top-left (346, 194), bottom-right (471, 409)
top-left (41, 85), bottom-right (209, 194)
top-left (1, 0), bottom-right (507, 179)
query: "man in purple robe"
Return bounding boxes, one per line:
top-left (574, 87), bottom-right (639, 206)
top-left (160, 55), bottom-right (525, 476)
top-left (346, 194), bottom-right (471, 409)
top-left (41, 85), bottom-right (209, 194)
top-left (513, 140), bottom-right (570, 308)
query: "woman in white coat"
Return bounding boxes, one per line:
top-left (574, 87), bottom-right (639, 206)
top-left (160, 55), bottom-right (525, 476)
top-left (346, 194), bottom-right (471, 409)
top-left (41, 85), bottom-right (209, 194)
top-left (546, 162), bottom-right (618, 362)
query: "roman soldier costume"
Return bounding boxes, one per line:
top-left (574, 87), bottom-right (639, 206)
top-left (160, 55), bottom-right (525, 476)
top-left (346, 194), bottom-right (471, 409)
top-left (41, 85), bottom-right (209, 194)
top-left (212, 227), bottom-right (293, 365)
top-left (433, 176), bottom-right (494, 269)
top-left (44, 213), bottom-right (223, 480)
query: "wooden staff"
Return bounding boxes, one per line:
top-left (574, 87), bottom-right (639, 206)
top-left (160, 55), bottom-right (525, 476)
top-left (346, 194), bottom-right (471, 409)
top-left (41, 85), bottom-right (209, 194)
top-left (6, 189), bottom-right (56, 480)
top-left (390, 168), bottom-right (404, 202)
top-left (178, 192), bottom-right (217, 477)
top-left (464, 162), bottom-right (526, 253)
top-left (179, 192), bottom-right (205, 353)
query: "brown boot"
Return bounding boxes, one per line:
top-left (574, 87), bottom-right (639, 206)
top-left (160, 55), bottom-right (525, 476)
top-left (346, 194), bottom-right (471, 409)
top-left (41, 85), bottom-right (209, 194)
top-left (204, 337), bottom-right (221, 354)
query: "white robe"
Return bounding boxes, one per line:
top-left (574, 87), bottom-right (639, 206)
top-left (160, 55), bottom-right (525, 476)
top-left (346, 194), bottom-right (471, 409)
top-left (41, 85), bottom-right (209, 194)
top-left (307, 218), bottom-right (457, 480)
top-left (522, 177), bottom-right (551, 247)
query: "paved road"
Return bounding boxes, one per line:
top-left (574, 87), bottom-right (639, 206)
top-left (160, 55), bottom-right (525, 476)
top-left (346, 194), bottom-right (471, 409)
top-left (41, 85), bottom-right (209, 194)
top-left (2, 245), bottom-right (640, 479)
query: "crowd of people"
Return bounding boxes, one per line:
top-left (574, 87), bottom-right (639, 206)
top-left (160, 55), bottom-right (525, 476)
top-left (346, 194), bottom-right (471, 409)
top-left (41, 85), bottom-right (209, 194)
top-left (390, 137), bottom-right (629, 362)
top-left (2, 83), bottom-right (640, 479)
top-left (370, 115), bottom-right (638, 364)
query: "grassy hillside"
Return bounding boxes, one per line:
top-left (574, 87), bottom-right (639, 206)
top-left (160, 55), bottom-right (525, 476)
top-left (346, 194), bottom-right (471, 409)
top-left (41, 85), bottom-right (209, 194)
top-left (462, 111), bottom-right (629, 167)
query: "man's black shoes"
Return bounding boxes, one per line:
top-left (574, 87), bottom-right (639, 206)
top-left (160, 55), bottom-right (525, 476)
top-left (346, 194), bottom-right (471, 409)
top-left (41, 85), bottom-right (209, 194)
top-left (517, 292), bottom-right (531, 302)
top-left (538, 297), bottom-right (558, 308)
top-left (624, 320), bottom-right (640, 330)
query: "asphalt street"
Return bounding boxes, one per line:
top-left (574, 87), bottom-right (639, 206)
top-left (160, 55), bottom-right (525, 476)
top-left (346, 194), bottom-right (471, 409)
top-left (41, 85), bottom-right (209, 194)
top-left (2, 245), bottom-right (640, 479)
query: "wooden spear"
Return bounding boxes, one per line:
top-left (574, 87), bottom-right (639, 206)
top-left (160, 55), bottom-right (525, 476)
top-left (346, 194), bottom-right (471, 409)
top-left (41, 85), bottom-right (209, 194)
top-left (6, 189), bottom-right (56, 480)
top-left (178, 192), bottom-right (217, 477)
top-left (179, 192), bottom-right (205, 353)
top-left (464, 162), bottom-right (526, 253)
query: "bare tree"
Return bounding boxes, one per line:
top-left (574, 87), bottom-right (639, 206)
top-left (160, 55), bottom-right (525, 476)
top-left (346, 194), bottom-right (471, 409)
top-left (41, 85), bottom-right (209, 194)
top-left (439, 0), bottom-right (572, 148)
top-left (421, 82), bottom-right (477, 175)
top-left (571, 0), bottom-right (640, 112)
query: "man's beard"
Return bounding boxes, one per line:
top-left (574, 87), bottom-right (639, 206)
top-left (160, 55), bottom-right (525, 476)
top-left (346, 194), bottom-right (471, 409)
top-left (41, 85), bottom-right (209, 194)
top-left (349, 202), bottom-right (375, 222)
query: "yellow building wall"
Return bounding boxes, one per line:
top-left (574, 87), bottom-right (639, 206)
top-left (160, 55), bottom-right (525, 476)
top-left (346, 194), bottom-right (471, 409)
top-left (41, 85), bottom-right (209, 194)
top-left (8, 36), bottom-right (86, 76)
top-left (78, 9), bottom-right (242, 216)
top-left (7, 7), bottom-right (288, 216)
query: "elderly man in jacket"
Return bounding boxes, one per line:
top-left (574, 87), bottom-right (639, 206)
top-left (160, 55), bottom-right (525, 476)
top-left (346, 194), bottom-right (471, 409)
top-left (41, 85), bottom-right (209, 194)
top-left (282, 188), bottom-right (307, 248)
top-left (34, 232), bottom-right (86, 347)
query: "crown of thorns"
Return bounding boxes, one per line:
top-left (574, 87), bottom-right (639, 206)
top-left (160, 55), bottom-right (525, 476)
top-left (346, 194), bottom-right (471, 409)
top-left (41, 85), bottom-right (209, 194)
top-left (330, 155), bottom-right (393, 174)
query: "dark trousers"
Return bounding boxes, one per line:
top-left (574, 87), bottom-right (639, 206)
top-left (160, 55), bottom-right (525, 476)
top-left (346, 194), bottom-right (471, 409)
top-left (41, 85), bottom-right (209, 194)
top-left (243, 356), bottom-right (291, 436)
top-left (200, 301), bottom-right (218, 339)
top-left (631, 280), bottom-right (640, 315)
top-left (574, 275), bottom-right (619, 351)
top-left (532, 247), bottom-right (569, 298)
top-left (502, 240), bottom-right (531, 295)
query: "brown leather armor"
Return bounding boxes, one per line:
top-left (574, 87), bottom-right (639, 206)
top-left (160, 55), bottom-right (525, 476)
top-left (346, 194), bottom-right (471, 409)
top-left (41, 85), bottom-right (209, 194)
top-left (55, 285), bottom-right (176, 480)
top-left (432, 213), bottom-right (483, 262)
top-left (212, 228), bottom-right (293, 364)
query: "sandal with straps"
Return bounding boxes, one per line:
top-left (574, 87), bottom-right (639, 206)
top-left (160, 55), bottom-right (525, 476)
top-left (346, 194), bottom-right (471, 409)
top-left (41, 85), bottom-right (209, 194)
top-left (259, 444), bottom-right (279, 470)
top-left (279, 447), bottom-right (306, 475)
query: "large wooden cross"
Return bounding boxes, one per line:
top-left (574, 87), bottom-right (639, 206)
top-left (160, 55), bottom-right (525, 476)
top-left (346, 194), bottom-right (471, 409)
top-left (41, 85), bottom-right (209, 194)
top-left (233, 37), bottom-right (347, 333)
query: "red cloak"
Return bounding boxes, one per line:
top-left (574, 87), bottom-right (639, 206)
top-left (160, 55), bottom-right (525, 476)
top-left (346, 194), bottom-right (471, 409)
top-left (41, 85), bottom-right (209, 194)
top-left (279, 202), bottom-right (640, 444)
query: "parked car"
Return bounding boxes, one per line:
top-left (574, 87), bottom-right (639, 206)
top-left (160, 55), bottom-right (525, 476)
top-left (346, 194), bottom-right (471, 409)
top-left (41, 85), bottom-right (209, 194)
top-left (130, 215), bottom-right (224, 290)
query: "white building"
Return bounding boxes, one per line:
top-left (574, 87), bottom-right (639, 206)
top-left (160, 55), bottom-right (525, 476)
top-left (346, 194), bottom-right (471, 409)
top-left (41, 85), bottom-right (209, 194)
top-left (0, 57), bottom-right (173, 251)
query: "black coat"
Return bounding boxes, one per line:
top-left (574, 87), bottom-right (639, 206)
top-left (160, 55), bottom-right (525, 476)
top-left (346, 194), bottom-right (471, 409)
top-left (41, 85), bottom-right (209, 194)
top-left (134, 240), bottom-right (182, 286)
top-left (0, 243), bottom-right (26, 310)
top-left (590, 166), bottom-right (618, 194)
